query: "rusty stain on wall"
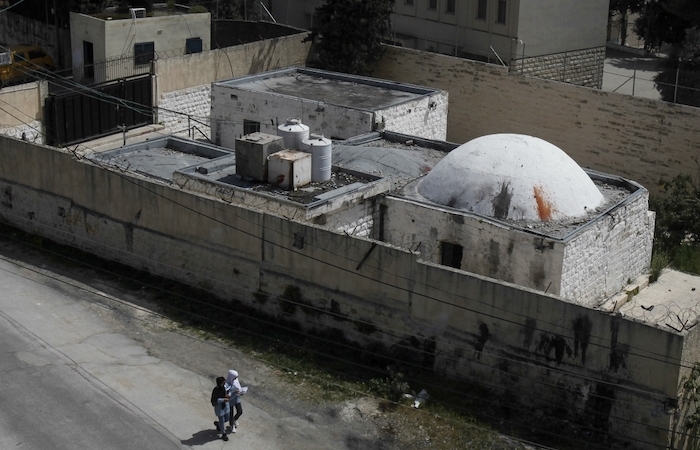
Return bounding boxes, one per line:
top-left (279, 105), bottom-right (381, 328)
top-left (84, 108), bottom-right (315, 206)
top-left (532, 185), bottom-right (553, 221)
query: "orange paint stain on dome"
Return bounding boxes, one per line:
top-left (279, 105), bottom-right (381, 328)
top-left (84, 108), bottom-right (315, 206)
top-left (533, 186), bottom-right (553, 221)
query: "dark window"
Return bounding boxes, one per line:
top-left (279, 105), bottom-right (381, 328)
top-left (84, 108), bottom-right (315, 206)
top-left (243, 120), bottom-right (260, 135)
top-left (83, 41), bottom-right (94, 79)
top-left (497, 0), bottom-right (507, 23)
top-left (405, 0), bottom-right (413, 4)
top-left (186, 37), bottom-right (203, 54)
top-left (477, 0), bottom-right (487, 19)
top-left (441, 242), bottom-right (463, 269)
top-left (428, 0), bottom-right (437, 10)
top-left (134, 42), bottom-right (154, 66)
top-left (446, 0), bottom-right (455, 13)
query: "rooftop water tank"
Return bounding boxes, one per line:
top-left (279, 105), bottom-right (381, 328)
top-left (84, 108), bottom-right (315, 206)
top-left (277, 118), bottom-right (309, 150)
top-left (302, 134), bottom-right (332, 182)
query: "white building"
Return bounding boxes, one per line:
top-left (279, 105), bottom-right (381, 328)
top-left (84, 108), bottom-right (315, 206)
top-left (210, 67), bottom-right (448, 148)
top-left (69, 9), bottom-right (211, 83)
top-left (269, 0), bottom-right (608, 87)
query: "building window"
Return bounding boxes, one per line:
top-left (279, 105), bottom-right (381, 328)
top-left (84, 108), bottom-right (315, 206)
top-left (428, 0), bottom-right (437, 10)
top-left (134, 42), bottom-right (154, 66)
top-left (446, 0), bottom-right (455, 14)
top-left (497, 0), bottom-right (507, 24)
top-left (186, 37), bottom-right (203, 54)
top-left (441, 242), bottom-right (463, 269)
top-left (476, 0), bottom-right (487, 20)
top-left (405, 0), bottom-right (413, 4)
top-left (243, 120), bottom-right (260, 135)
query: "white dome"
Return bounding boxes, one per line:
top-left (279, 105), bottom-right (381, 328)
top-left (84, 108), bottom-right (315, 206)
top-left (417, 134), bottom-right (604, 222)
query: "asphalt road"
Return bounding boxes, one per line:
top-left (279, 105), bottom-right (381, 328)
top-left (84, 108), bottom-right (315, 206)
top-left (0, 257), bottom-right (181, 449)
top-left (0, 241), bottom-right (392, 450)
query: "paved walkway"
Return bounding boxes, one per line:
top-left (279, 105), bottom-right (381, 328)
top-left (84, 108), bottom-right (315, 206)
top-left (0, 249), bottom-right (380, 450)
top-left (602, 47), bottom-right (663, 100)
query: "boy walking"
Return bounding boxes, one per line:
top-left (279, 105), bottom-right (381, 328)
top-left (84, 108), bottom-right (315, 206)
top-left (211, 376), bottom-right (230, 441)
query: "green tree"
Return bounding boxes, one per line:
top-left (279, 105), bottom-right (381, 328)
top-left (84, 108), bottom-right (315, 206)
top-left (608, 0), bottom-right (645, 45)
top-left (653, 172), bottom-right (700, 254)
top-left (654, 28), bottom-right (700, 106)
top-left (633, 0), bottom-right (700, 105)
top-left (304, 0), bottom-right (394, 75)
top-left (633, 0), bottom-right (691, 52)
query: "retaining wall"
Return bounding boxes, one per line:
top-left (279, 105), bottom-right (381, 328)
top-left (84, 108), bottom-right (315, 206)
top-left (0, 134), bottom-right (684, 449)
top-left (373, 45), bottom-right (700, 195)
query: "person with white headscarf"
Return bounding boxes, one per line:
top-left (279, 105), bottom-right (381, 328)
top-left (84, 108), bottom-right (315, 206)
top-left (225, 369), bottom-right (244, 433)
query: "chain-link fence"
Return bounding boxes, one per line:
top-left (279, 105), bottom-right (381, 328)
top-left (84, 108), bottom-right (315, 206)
top-left (603, 53), bottom-right (700, 107)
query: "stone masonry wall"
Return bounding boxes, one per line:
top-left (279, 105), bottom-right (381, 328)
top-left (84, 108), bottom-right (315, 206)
top-left (560, 190), bottom-right (655, 307)
top-left (377, 91), bottom-right (449, 141)
top-left (373, 45), bottom-right (700, 196)
top-left (158, 86), bottom-right (212, 136)
top-left (513, 47), bottom-right (605, 89)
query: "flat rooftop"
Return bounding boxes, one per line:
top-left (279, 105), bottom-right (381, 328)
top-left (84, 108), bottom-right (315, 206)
top-left (88, 136), bottom-right (231, 182)
top-left (213, 67), bottom-right (440, 111)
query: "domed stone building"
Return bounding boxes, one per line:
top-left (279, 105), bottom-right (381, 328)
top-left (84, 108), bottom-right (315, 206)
top-left (350, 132), bottom-right (655, 307)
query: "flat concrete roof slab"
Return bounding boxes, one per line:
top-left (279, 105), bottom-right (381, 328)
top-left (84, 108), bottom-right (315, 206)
top-left (215, 67), bottom-right (438, 111)
top-left (90, 136), bottom-right (231, 182)
top-left (619, 269), bottom-right (700, 332)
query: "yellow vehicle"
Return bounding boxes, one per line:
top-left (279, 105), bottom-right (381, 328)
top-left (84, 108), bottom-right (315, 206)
top-left (0, 45), bottom-right (54, 86)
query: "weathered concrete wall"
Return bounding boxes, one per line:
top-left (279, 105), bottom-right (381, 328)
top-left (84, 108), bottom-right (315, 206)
top-left (154, 33), bottom-right (312, 95)
top-left (373, 45), bottom-right (700, 195)
top-left (675, 326), bottom-right (700, 450)
top-left (0, 134), bottom-right (684, 449)
top-left (154, 33), bottom-right (313, 133)
top-left (0, 81), bottom-right (47, 144)
top-left (381, 195), bottom-right (565, 297)
top-left (210, 84), bottom-right (375, 146)
top-left (561, 190), bottom-right (655, 306)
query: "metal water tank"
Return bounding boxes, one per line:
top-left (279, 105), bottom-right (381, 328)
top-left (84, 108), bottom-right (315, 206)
top-left (277, 118), bottom-right (309, 150)
top-left (302, 134), bottom-right (332, 182)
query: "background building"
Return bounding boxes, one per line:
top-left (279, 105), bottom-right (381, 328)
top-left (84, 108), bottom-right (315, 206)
top-left (69, 9), bottom-right (211, 83)
top-left (270, 0), bottom-right (608, 87)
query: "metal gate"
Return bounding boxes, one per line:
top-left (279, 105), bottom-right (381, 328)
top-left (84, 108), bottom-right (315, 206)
top-left (45, 74), bottom-right (152, 147)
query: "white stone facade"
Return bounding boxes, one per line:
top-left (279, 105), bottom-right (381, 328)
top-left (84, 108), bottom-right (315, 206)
top-left (158, 85), bottom-right (211, 136)
top-left (373, 92), bottom-right (448, 141)
top-left (560, 190), bottom-right (655, 307)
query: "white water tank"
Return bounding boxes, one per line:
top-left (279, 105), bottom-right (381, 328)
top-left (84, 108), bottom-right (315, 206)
top-left (302, 134), bottom-right (333, 182)
top-left (277, 118), bottom-right (309, 150)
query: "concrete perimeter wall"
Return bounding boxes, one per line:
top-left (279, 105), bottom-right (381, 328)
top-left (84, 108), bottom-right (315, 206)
top-left (0, 135), bottom-right (685, 449)
top-left (373, 45), bottom-right (700, 195)
top-left (155, 32), bottom-right (312, 134)
top-left (0, 81), bottom-right (47, 143)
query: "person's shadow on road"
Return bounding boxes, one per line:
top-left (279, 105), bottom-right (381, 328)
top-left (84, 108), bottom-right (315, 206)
top-left (181, 429), bottom-right (221, 446)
